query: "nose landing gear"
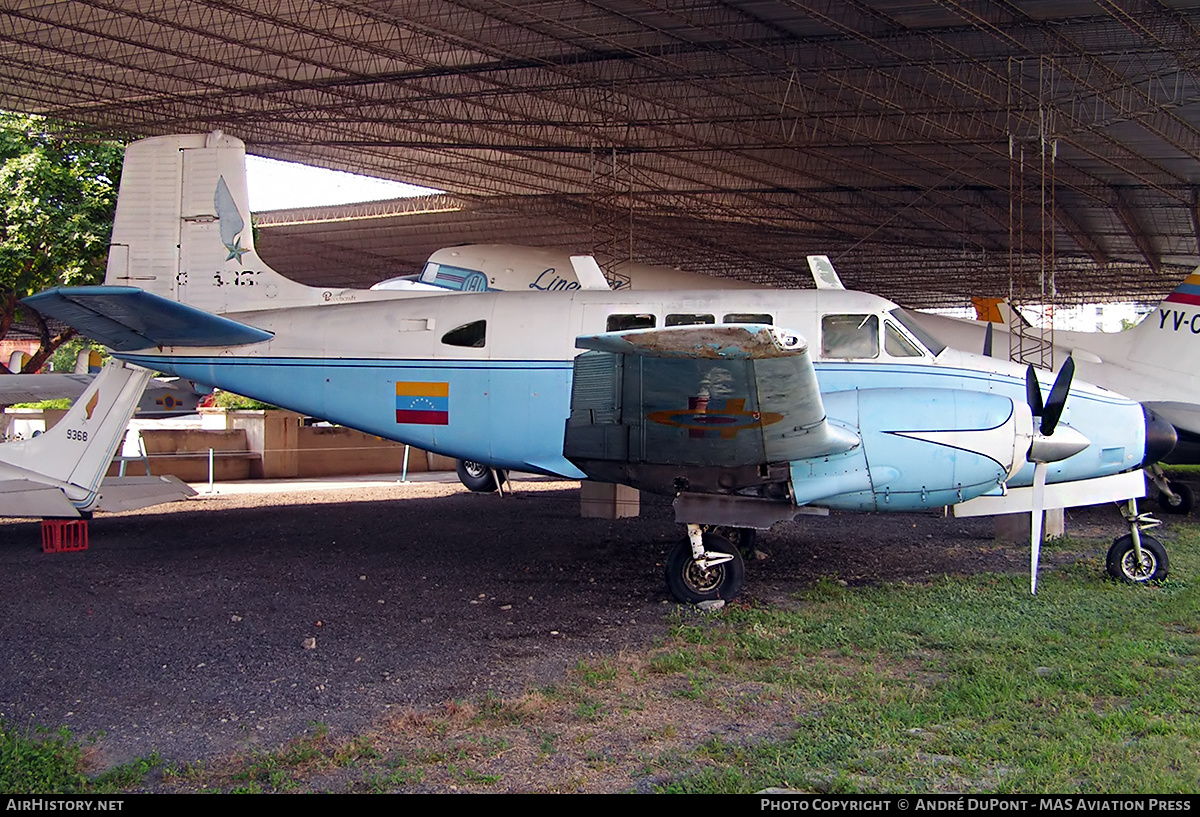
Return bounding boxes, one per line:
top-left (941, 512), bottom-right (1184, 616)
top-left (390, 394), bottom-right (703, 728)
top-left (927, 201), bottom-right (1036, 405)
top-left (1107, 498), bottom-right (1169, 584)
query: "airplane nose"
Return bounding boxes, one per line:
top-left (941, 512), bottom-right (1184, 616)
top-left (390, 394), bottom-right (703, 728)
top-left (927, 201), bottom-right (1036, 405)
top-left (1142, 405), bottom-right (1178, 467)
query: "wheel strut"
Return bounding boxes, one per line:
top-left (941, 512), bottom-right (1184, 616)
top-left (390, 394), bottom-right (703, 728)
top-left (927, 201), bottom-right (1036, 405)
top-left (685, 523), bottom-right (735, 570)
top-left (1119, 497), bottom-right (1161, 567)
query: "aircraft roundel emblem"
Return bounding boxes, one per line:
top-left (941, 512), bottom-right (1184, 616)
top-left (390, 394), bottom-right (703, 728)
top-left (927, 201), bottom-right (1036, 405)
top-left (647, 397), bottom-right (783, 439)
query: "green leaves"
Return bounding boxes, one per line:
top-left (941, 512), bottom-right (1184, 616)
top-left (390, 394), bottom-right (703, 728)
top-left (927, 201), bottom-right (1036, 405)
top-left (0, 112), bottom-right (124, 372)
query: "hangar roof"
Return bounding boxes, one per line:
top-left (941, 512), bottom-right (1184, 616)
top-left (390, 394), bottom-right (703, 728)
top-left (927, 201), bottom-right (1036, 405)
top-left (3, 0), bottom-right (1200, 307)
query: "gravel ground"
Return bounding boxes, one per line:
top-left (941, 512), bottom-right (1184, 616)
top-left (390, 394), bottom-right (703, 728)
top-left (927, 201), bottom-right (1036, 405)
top-left (0, 476), bottom-right (1137, 772)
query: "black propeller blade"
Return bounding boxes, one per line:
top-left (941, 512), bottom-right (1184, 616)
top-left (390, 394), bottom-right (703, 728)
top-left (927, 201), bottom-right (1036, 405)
top-left (983, 322), bottom-right (994, 358)
top-left (1025, 364), bottom-right (1044, 420)
top-left (1025, 357), bottom-right (1075, 436)
top-left (1041, 357), bottom-right (1075, 435)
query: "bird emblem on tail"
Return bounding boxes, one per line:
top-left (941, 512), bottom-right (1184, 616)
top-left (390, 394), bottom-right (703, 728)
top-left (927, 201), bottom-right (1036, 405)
top-left (215, 176), bottom-right (249, 263)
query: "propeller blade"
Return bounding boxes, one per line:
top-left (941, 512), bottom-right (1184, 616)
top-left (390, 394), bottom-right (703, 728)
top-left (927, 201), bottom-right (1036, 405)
top-left (1041, 357), bottom-right (1075, 435)
top-left (983, 322), bottom-right (994, 358)
top-left (1030, 461), bottom-right (1047, 594)
top-left (1025, 364), bottom-right (1044, 418)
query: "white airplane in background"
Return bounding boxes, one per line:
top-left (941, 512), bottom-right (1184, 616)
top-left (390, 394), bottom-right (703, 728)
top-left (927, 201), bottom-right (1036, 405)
top-left (0, 361), bottom-right (195, 518)
top-left (372, 244), bottom-right (766, 295)
top-left (374, 247), bottom-right (765, 491)
top-left (890, 272), bottom-right (1200, 516)
top-left (23, 132), bottom-right (1178, 600)
top-left (0, 371), bottom-right (203, 420)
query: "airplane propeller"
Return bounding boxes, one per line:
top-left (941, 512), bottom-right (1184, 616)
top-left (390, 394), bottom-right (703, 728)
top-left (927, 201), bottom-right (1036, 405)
top-left (1023, 357), bottom-right (1086, 594)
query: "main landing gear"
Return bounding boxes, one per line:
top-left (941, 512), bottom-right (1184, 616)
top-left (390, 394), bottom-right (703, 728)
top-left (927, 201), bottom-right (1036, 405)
top-left (1107, 498), bottom-right (1169, 584)
top-left (455, 459), bottom-right (508, 493)
top-left (700, 524), bottom-right (759, 560)
top-left (665, 525), bottom-right (747, 604)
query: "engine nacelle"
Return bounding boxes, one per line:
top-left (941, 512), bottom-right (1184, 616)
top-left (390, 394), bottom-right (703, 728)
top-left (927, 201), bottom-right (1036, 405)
top-left (794, 388), bottom-right (1032, 512)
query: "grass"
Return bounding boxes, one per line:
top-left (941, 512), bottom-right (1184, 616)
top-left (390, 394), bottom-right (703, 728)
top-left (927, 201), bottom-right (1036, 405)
top-left (653, 529), bottom-right (1200, 793)
top-left (0, 722), bottom-right (91, 793)
top-left (0, 721), bottom-right (162, 794)
top-left (4, 519), bottom-right (1199, 793)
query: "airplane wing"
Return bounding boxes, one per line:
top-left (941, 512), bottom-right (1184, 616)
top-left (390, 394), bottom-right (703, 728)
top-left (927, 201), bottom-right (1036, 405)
top-left (94, 475), bottom-right (197, 513)
top-left (23, 286), bottom-right (273, 351)
top-left (0, 480), bottom-right (84, 517)
top-left (566, 324), bottom-right (859, 474)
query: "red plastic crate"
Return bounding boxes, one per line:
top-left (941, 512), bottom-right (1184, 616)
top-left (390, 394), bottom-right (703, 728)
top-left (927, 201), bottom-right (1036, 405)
top-left (41, 519), bottom-right (89, 553)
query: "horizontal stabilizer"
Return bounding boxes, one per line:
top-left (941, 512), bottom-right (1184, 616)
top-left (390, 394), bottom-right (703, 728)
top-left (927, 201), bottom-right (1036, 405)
top-left (0, 480), bottom-right (83, 518)
top-left (0, 373), bottom-right (95, 404)
top-left (23, 286), bottom-right (274, 351)
top-left (95, 475), bottom-right (197, 513)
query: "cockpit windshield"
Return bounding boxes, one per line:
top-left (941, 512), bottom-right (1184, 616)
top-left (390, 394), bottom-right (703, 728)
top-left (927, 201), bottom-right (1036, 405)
top-left (890, 309), bottom-right (947, 356)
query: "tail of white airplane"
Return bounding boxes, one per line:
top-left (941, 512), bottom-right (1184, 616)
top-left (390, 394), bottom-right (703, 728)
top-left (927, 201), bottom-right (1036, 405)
top-left (1123, 268), bottom-right (1200, 360)
top-left (0, 361), bottom-right (154, 515)
top-left (104, 132), bottom-right (337, 314)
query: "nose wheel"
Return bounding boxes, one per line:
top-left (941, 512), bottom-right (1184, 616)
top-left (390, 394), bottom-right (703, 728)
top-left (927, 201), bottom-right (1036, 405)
top-left (1108, 498), bottom-right (1169, 584)
top-left (1107, 534), bottom-right (1169, 583)
top-left (1144, 465), bottom-right (1193, 515)
top-left (1157, 482), bottom-right (1194, 515)
top-left (665, 528), bottom-right (745, 604)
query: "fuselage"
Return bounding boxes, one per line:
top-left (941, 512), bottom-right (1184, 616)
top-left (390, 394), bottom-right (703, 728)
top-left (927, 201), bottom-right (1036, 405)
top-left (907, 308), bottom-right (1200, 437)
top-left (112, 287), bottom-right (1149, 510)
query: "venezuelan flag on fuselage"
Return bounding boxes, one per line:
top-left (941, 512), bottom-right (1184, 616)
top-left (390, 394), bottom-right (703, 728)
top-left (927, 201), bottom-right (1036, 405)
top-left (1165, 273), bottom-right (1200, 307)
top-left (395, 381), bottom-right (449, 425)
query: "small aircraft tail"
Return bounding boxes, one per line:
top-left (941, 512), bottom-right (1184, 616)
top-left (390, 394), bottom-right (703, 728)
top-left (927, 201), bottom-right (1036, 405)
top-left (0, 361), bottom-right (153, 510)
top-left (104, 132), bottom-right (334, 314)
top-left (1123, 267), bottom-right (1200, 358)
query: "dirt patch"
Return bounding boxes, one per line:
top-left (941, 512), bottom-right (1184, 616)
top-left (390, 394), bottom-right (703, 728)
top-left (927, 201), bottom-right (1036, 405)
top-left (0, 478), bottom-right (1137, 790)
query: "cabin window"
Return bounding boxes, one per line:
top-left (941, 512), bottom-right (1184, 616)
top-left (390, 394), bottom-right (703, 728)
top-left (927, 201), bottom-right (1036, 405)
top-left (423, 263), bottom-right (489, 292)
top-left (884, 321), bottom-right (923, 357)
top-left (607, 313), bottom-right (656, 331)
top-left (723, 313), bottom-right (772, 324)
top-left (441, 320), bottom-right (487, 348)
top-left (822, 314), bottom-right (879, 359)
top-left (666, 313), bottom-right (715, 326)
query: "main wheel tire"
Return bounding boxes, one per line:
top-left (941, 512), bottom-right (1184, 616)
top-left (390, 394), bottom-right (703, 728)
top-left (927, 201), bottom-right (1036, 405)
top-left (455, 459), bottom-right (505, 492)
top-left (1106, 534), bottom-right (1169, 584)
top-left (1157, 482), bottom-right (1194, 515)
top-left (665, 533), bottom-right (746, 604)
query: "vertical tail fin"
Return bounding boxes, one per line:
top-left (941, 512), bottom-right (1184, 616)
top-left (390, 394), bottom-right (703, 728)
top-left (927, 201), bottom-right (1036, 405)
top-left (105, 132), bottom-right (329, 314)
top-left (0, 362), bottom-right (153, 505)
top-left (1127, 266), bottom-right (1200, 369)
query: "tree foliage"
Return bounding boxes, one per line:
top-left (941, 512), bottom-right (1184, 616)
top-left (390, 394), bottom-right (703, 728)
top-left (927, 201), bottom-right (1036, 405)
top-left (0, 113), bottom-right (124, 372)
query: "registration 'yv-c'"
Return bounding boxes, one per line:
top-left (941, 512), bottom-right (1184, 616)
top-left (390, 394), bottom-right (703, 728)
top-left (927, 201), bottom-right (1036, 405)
top-left (25, 132), bottom-right (1179, 603)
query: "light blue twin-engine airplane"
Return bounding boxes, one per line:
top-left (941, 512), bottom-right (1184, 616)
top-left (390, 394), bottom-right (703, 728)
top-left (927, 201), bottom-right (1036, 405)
top-left (23, 132), bottom-right (1178, 602)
